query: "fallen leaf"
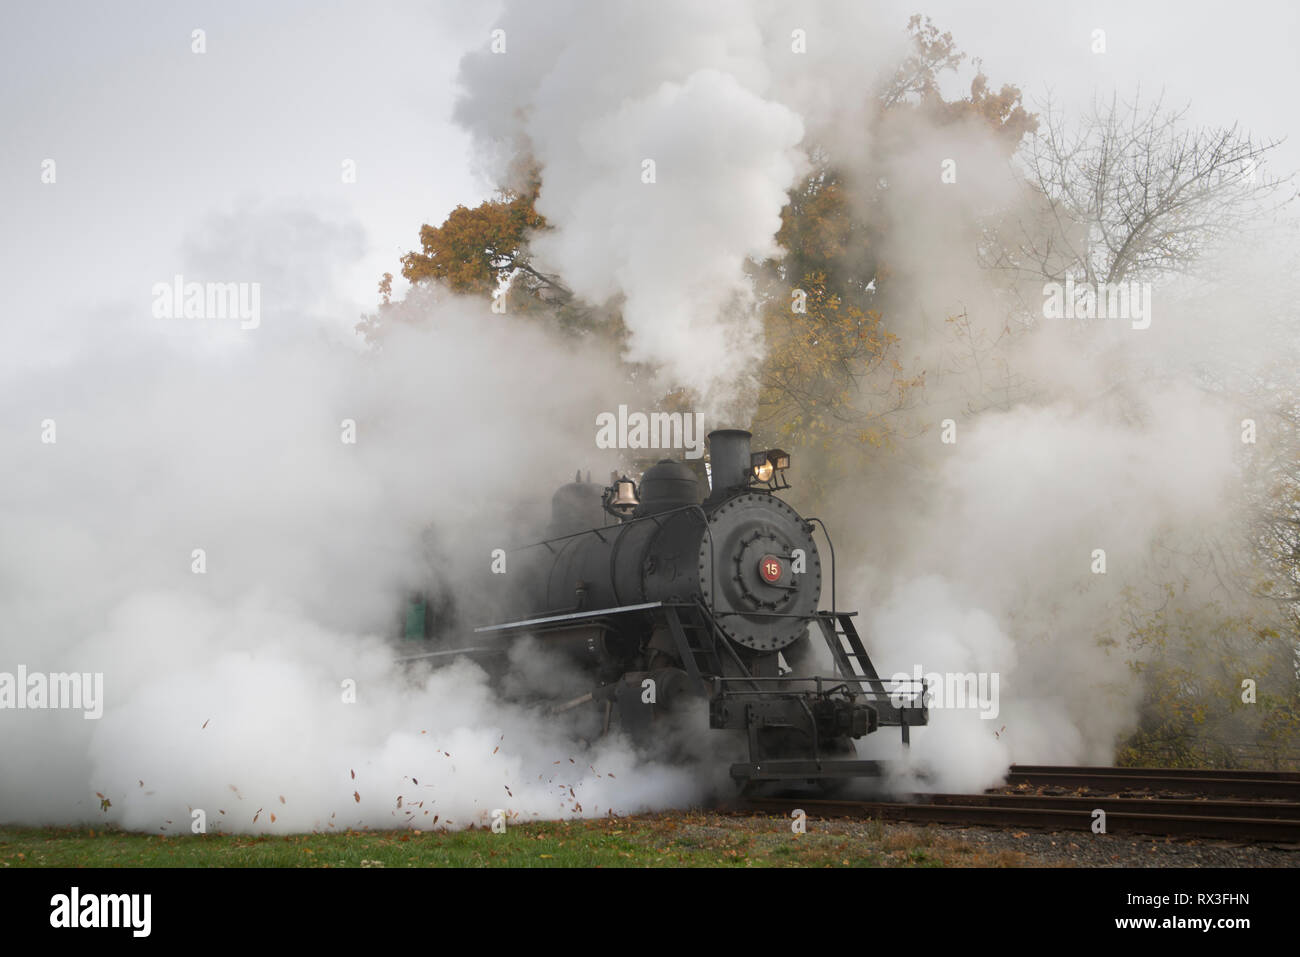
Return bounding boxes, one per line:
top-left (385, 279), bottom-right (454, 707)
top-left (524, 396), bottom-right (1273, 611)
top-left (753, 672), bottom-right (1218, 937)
top-left (202, 719), bottom-right (209, 729)
top-left (350, 769), bottom-right (355, 780)
top-left (354, 791), bottom-right (361, 803)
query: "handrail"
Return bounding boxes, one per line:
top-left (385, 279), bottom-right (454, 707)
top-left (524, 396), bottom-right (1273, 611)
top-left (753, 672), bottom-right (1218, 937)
top-left (803, 517), bottom-right (836, 619)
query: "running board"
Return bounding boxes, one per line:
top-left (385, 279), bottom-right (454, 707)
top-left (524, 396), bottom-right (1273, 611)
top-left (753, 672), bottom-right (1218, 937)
top-left (473, 601), bottom-right (665, 635)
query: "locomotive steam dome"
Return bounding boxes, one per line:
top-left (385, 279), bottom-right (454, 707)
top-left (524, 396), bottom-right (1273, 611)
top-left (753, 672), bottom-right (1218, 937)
top-left (633, 459), bottom-right (701, 516)
top-left (548, 473), bottom-right (605, 537)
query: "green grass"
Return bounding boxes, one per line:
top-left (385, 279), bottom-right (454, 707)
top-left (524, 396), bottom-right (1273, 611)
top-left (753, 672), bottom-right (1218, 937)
top-left (0, 813), bottom-right (1025, 868)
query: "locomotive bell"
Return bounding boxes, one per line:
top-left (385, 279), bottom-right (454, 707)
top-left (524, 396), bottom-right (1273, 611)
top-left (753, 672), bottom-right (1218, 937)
top-left (603, 475), bottom-right (640, 517)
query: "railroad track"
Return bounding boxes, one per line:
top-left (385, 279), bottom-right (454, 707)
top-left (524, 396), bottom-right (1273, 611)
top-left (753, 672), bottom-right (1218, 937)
top-left (1006, 764), bottom-right (1300, 800)
top-left (726, 765), bottom-right (1300, 843)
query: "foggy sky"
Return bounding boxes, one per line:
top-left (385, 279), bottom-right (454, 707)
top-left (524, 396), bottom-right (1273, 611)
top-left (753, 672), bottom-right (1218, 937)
top-left (3, 1), bottom-right (1295, 345)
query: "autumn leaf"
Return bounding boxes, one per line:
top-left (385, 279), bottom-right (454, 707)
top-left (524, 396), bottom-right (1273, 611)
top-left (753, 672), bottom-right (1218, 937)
top-left (354, 791), bottom-right (361, 803)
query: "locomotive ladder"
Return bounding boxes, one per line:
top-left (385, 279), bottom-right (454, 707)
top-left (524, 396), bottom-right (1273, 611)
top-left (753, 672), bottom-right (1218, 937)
top-left (662, 600), bottom-right (767, 695)
top-left (662, 602), bottom-right (728, 688)
top-left (815, 612), bottom-right (926, 744)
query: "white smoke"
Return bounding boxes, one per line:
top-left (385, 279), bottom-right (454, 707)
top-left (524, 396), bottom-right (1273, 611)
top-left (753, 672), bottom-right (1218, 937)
top-left (454, 0), bottom-right (904, 417)
top-left (0, 198), bottom-right (722, 830)
top-left (833, 112), bottom-right (1295, 792)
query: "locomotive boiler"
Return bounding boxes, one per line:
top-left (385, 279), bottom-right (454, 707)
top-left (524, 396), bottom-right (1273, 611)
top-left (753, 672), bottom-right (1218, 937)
top-left (405, 428), bottom-right (926, 788)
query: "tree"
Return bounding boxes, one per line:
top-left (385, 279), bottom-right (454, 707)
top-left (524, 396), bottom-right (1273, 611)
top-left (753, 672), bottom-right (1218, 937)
top-left (399, 184), bottom-right (569, 301)
top-left (1001, 91), bottom-right (1296, 287)
top-left (356, 184), bottom-right (610, 345)
top-left (745, 16), bottom-right (1037, 504)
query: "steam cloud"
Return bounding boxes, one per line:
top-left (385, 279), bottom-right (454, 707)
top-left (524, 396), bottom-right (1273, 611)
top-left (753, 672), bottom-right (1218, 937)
top-left (0, 207), bottom-right (713, 829)
top-left (454, 0), bottom-right (902, 417)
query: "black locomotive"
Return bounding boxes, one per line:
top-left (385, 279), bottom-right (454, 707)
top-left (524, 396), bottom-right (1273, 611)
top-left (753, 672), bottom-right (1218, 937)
top-left (404, 428), bottom-right (925, 788)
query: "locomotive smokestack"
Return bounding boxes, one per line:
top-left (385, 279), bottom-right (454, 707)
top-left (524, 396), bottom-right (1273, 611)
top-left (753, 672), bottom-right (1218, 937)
top-left (707, 429), bottom-right (752, 498)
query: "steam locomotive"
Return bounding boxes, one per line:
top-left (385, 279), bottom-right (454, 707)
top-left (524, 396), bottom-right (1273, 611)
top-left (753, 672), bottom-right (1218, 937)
top-left (403, 429), bottom-right (925, 788)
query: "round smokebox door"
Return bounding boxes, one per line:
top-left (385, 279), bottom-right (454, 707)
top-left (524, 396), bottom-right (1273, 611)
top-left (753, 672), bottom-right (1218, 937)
top-left (697, 492), bottom-right (821, 652)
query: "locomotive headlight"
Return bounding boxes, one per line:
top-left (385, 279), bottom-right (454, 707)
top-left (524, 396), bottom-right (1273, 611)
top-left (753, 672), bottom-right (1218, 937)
top-left (751, 449), bottom-right (791, 483)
